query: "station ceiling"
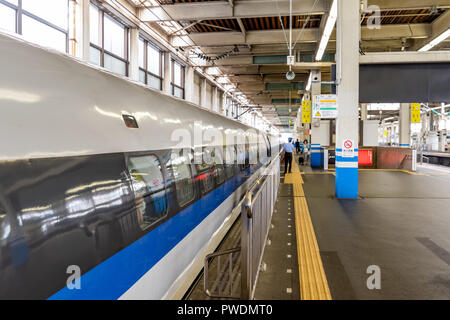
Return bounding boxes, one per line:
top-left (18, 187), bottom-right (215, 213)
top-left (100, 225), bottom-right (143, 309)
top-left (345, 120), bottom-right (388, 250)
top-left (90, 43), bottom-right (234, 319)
top-left (128, 0), bottom-right (450, 131)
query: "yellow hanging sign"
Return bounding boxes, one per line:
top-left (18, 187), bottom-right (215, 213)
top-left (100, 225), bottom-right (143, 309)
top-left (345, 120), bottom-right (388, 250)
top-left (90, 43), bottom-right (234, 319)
top-left (302, 100), bottom-right (311, 124)
top-left (411, 103), bottom-right (421, 123)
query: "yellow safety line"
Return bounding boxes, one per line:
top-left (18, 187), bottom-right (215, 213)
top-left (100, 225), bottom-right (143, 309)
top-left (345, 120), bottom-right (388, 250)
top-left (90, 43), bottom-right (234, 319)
top-left (301, 172), bottom-right (335, 176)
top-left (284, 162), bottom-right (332, 300)
top-left (284, 158), bottom-right (304, 184)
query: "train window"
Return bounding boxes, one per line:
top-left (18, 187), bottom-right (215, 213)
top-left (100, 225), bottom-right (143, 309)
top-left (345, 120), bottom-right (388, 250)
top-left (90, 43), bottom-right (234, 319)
top-left (258, 135), bottom-right (267, 161)
top-left (127, 154), bottom-right (167, 230)
top-left (195, 148), bottom-right (215, 195)
top-left (236, 144), bottom-right (246, 171)
top-left (249, 144), bottom-right (257, 167)
top-left (171, 150), bottom-right (195, 208)
top-left (211, 148), bottom-right (225, 185)
top-left (264, 135), bottom-right (272, 157)
top-left (233, 145), bottom-right (241, 174)
top-left (224, 146), bottom-right (235, 179)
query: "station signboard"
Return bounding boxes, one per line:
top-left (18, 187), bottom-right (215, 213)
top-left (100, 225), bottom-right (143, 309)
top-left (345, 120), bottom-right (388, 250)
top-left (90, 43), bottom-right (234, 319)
top-left (411, 103), bottom-right (421, 123)
top-left (313, 94), bottom-right (338, 119)
top-left (302, 100), bottom-right (311, 124)
top-left (342, 139), bottom-right (355, 158)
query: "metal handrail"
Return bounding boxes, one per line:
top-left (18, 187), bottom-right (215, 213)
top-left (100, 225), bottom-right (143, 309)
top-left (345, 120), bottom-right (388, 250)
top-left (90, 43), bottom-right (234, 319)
top-left (204, 247), bottom-right (241, 299)
top-left (240, 153), bottom-right (281, 300)
top-left (203, 151), bottom-right (282, 300)
top-left (226, 151), bottom-right (282, 217)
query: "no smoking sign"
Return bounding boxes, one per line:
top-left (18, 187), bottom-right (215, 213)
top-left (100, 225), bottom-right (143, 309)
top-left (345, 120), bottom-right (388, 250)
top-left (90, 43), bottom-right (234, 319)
top-left (342, 139), bottom-right (355, 158)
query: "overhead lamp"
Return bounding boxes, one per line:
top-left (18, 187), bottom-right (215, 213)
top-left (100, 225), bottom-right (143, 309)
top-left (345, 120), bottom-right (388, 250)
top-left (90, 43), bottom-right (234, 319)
top-left (286, 71), bottom-right (296, 81)
top-left (216, 76), bottom-right (229, 84)
top-left (224, 84), bottom-right (235, 91)
top-left (419, 28), bottom-right (450, 52)
top-left (206, 67), bottom-right (220, 76)
top-left (316, 0), bottom-right (337, 61)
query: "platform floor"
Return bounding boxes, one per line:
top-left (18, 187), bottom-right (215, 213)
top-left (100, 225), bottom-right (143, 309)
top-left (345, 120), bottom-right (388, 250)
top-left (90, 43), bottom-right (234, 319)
top-left (307, 166), bottom-right (450, 300)
top-left (256, 159), bottom-right (450, 300)
top-left (185, 160), bottom-right (450, 300)
top-left (253, 183), bottom-right (301, 299)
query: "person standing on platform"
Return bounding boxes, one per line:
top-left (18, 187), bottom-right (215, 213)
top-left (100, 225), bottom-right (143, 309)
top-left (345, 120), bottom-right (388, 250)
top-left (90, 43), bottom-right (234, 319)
top-left (303, 140), bottom-right (310, 164)
top-left (283, 138), bottom-right (294, 174)
top-left (295, 139), bottom-right (300, 153)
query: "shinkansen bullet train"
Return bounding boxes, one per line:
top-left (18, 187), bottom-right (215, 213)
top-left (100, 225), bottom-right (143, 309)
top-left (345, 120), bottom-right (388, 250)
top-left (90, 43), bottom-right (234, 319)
top-left (0, 33), bottom-right (280, 299)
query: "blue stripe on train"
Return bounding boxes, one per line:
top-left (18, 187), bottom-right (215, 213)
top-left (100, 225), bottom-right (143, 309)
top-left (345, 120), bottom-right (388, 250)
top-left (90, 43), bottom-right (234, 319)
top-left (49, 164), bottom-right (261, 300)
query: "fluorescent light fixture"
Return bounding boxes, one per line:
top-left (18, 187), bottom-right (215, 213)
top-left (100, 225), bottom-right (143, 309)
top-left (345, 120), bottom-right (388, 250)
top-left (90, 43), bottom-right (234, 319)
top-left (316, 0), bottom-right (337, 61)
top-left (205, 67), bottom-right (220, 76)
top-left (419, 28), bottom-right (450, 52)
top-left (216, 76), bottom-right (229, 84)
top-left (306, 73), bottom-right (313, 91)
top-left (224, 84), bottom-right (235, 91)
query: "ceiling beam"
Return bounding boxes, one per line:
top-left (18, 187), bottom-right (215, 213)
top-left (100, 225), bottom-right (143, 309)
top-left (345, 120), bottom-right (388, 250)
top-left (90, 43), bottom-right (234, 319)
top-left (360, 51), bottom-right (450, 64)
top-left (375, 0), bottom-right (450, 11)
top-left (140, 0), bottom-right (328, 21)
top-left (172, 24), bottom-right (430, 47)
top-left (412, 9), bottom-right (450, 50)
top-left (237, 18), bottom-right (246, 37)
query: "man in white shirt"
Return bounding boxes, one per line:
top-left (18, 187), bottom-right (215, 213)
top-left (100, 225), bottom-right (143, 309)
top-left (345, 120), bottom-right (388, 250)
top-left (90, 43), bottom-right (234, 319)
top-left (283, 138), bottom-right (295, 174)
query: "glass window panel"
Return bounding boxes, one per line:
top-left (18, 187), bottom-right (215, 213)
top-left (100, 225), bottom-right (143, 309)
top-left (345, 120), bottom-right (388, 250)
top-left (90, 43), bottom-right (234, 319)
top-left (173, 86), bottom-right (184, 99)
top-left (104, 14), bottom-right (125, 58)
top-left (171, 150), bottom-right (195, 207)
top-left (89, 46), bottom-right (101, 66)
top-left (104, 53), bottom-right (126, 76)
top-left (5, 1), bottom-right (19, 5)
top-left (89, 4), bottom-right (100, 46)
top-left (147, 73), bottom-right (161, 90)
top-left (195, 149), bottom-right (214, 196)
top-left (138, 38), bottom-right (145, 69)
top-left (173, 62), bottom-right (182, 87)
top-left (22, 0), bottom-right (68, 30)
top-left (22, 15), bottom-right (66, 52)
top-left (214, 164), bottom-right (225, 185)
top-left (139, 69), bottom-right (146, 84)
top-left (127, 155), bottom-right (166, 230)
top-left (0, 4), bottom-right (16, 33)
top-left (147, 44), bottom-right (160, 76)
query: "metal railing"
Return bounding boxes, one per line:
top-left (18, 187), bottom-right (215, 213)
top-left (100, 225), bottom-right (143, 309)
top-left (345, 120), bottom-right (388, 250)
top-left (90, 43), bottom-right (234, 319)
top-left (418, 149), bottom-right (430, 165)
top-left (203, 154), bottom-right (281, 300)
top-left (204, 247), bottom-right (241, 299)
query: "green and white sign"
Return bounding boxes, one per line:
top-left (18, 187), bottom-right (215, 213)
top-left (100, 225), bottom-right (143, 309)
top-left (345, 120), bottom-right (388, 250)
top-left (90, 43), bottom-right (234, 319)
top-left (313, 94), bottom-right (338, 119)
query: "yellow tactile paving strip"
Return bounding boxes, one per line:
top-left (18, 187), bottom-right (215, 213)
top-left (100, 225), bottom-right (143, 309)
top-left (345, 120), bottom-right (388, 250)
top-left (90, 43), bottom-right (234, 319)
top-left (284, 161), bottom-right (332, 300)
top-left (283, 162), bottom-right (304, 184)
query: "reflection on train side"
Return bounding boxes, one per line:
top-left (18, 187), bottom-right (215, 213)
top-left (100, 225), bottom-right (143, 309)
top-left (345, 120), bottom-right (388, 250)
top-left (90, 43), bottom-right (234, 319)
top-left (18, 178), bottom-right (132, 241)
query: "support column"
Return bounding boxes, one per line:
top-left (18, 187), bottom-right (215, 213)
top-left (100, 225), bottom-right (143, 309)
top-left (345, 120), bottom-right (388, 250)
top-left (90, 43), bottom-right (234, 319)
top-left (335, 0), bottom-right (360, 199)
top-left (129, 28), bottom-right (140, 81)
top-left (184, 66), bottom-right (195, 103)
top-left (200, 78), bottom-right (207, 109)
top-left (81, 0), bottom-right (90, 61)
top-left (212, 87), bottom-right (219, 113)
top-left (310, 70), bottom-right (322, 168)
top-left (361, 104), bottom-right (368, 120)
top-left (399, 103), bottom-right (411, 147)
top-left (163, 52), bottom-right (172, 95)
top-left (218, 90), bottom-right (225, 115)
